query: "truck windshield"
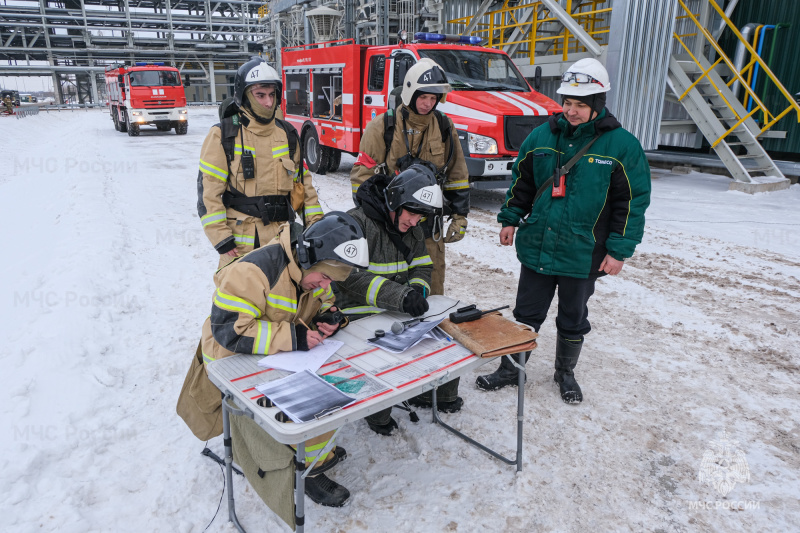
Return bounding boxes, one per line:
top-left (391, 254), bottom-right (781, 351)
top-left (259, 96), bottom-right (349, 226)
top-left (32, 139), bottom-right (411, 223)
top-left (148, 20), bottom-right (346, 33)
top-left (128, 70), bottom-right (181, 87)
top-left (418, 49), bottom-right (530, 91)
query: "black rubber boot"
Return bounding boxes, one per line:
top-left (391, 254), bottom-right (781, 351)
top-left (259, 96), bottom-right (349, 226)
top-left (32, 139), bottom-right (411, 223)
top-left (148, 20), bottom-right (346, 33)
top-left (554, 334), bottom-right (583, 404)
top-left (475, 352), bottom-right (530, 391)
top-left (367, 416), bottom-right (398, 436)
top-left (407, 395), bottom-right (464, 413)
top-left (306, 446), bottom-right (347, 477)
top-left (304, 473), bottom-right (350, 507)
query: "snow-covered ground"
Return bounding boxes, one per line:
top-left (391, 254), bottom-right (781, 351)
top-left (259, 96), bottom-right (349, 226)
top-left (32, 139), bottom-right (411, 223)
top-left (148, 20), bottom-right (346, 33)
top-left (2, 108), bottom-right (798, 532)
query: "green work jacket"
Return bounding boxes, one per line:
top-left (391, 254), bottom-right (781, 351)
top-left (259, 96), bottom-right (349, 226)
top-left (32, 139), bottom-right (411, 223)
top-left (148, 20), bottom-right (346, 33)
top-left (498, 109), bottom-right (651, 278)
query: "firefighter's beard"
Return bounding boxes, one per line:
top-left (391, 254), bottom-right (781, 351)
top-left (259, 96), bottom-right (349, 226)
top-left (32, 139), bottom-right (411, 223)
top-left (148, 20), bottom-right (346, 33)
top-left (245, 92), bottom-right (276, 124)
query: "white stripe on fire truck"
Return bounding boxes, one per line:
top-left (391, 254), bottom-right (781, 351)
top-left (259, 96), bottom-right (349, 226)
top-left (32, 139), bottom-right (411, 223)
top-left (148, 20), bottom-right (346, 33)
top-left (436, 101), bottom-right (497, 124)
top-left (488, 91), bottom-right (534, 116)
top-left (505, 92), bottom-right (549, 115)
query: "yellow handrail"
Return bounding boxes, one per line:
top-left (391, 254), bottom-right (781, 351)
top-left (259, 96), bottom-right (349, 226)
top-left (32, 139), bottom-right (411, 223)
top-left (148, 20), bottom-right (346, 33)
top-left (447, 0), bottom-right (611, 63)
top-left (701, 0), bottom-right (800, 124)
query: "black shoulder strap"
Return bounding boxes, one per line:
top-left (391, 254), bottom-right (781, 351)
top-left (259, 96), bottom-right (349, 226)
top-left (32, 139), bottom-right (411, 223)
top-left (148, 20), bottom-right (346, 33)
top-left (383, 109), bottom-right (395, 162)
top-left (532, 132), bottom-right (603, 205)
top-left (274, 118), bottom-right (298, 160)
top-left (433, 110), bottom-right (450, 143)
top-left (219, 115), bottom-right (239, 172)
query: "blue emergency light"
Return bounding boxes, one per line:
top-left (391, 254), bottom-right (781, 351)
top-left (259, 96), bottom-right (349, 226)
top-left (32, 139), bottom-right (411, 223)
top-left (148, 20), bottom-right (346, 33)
top-left (414, 32), bottom-right (482, 45)
top-left (135, 62), bottom-right (147, 66)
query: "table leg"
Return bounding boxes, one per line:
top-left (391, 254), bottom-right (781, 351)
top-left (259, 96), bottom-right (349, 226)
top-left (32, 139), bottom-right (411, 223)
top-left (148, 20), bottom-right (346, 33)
top-left (431, 353), bottom-right (525, 468)
top-left (516, 350), bottom-right (525, 472)
top-left (222, 398), bottom-right (247, 532)
top-left (295, 442), bottom-right (306, 533)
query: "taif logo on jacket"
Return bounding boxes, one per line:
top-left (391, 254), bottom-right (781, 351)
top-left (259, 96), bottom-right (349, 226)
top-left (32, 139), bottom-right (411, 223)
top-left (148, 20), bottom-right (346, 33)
top-left (588, 157), bottom-right (612, 166)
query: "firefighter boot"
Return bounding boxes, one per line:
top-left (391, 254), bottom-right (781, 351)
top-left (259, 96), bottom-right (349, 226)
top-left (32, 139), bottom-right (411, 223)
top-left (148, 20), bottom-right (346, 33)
top-left (304, 473), bottom-right (351, 507)
top-left (475, 352), bottom-right (530, 391)
top-left (554, 334), bottom-right (583, 404)
top-left (365, 408), bottom-right (398, 436)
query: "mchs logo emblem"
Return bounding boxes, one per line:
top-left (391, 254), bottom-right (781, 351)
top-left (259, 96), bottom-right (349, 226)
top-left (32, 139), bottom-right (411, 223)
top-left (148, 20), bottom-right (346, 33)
top-left (344, 244), bottom-right (357, 258)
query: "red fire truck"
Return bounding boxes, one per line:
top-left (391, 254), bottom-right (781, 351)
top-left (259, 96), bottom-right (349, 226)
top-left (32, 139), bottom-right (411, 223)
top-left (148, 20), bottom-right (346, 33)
top-left (280, 34), bottom-right (561, 185)
top-left (105, 62), bottom-right (188, 136)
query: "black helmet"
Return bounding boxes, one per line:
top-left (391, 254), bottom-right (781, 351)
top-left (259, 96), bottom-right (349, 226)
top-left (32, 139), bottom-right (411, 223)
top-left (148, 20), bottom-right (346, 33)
top-left (296, 212), bottom-right (369, 269)
top-left (234, 57), bottom-right (282, 107)
top-left (384, 164), bottom-right (444, 215)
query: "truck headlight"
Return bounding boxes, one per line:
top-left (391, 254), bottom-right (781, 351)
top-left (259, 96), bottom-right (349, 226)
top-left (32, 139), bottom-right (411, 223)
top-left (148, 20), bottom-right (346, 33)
top-left (131, 111), bottom-right (142, 116)
top-left (179, 109), bottom-right (188, 114)
top-left (467, 132), bottom-right (498, 155)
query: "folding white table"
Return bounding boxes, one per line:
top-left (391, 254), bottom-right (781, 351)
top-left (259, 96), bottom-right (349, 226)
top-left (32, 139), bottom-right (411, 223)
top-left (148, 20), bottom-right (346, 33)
top-left (206, 296), bottom-right (527, 532)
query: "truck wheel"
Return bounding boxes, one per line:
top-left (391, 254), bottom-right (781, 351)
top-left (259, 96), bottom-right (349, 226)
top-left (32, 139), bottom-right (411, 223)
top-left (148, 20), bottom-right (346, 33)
top-left (112, 109), bottom-right (120, 131)
top-left (126, 113), bottom-right (139, 137)
top-left (303, 128), bottom-right (328, 175)
top-left (118, 110), bottom-right (128, 132)
top-left (326, 149), bottom-right (341, 172)
top-left (175, 122), bottom-right (188, 135)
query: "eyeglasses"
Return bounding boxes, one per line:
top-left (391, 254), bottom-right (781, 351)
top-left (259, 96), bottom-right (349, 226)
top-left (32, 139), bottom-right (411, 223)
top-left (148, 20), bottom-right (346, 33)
top-left (561, 71), bottom-right (605, 87)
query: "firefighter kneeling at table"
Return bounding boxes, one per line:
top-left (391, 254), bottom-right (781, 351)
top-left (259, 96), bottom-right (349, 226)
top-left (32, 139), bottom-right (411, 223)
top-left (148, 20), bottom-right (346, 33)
top-left (197, 56), bottom-right (325, 270)
top-left (336, 164), bottom-right (464, 436)
top-left (177, 212), bottom-right (369, 511)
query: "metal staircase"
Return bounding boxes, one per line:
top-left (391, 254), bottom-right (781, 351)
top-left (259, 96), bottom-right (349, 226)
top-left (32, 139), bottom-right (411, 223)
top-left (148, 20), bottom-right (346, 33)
top-left (666, 54), bottom-right (784, 183)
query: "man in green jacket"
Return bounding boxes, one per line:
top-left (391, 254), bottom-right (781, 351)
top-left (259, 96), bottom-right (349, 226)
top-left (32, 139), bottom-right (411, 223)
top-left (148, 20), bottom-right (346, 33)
top-left (476, 58), bottom-right (651, 403)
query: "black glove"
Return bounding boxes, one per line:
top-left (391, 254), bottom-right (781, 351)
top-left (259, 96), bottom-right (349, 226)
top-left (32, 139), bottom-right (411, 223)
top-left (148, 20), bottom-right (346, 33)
top-left (402, 290), bottom-right (429, 317)
top-left (294, 323), bottom-right (309, 351)
top-left (411, 285), bottom-right (427, 298)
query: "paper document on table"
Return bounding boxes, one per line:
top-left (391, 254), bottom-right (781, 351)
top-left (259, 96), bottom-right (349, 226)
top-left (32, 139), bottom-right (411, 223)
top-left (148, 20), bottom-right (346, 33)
top-left (257, 339), bottom-right (344, 373)
top-left (255, 370), bottom-right (355, 423)
top-left (366, 319), bottom-right (443, 353)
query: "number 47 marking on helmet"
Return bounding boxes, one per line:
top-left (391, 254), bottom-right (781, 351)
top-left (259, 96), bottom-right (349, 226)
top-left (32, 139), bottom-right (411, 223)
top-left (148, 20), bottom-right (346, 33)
top-left (250, 70), bottom-right (259, 78)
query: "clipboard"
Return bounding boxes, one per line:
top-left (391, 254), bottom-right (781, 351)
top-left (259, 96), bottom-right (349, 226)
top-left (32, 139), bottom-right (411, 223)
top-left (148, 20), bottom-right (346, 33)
top-left (438, 312), bottom-right (537, 358)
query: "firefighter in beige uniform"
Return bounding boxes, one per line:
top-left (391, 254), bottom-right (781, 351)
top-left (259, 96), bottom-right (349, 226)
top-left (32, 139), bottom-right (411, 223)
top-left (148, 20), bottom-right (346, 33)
top-left (178, 212), bottom-right (369, 510)
top-left (350, 59), bottom-right (470, 295)
top-left (197, 57), bottom-right (324, 269)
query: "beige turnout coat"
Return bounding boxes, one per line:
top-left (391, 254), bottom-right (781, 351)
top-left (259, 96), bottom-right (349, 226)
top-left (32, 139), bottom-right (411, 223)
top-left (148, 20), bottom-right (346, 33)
top-left (197, 110), bottom-right (324, 268)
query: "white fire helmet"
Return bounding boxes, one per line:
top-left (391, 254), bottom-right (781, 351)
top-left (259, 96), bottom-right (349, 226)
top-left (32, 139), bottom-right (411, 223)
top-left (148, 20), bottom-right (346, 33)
top-left (557, 58), bottom-right (611, 97)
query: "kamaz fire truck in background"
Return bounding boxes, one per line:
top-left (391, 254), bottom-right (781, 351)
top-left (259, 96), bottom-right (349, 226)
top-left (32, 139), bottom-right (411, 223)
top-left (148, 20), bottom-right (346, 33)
top-left (280, 33), bottom-right (561, 186)
top-left (105, 62), bottom-right (188, 136)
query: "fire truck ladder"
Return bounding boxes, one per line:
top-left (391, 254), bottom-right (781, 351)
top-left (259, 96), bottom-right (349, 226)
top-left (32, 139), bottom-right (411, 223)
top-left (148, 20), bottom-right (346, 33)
top-left (668, 0), bottom-right (800, 184)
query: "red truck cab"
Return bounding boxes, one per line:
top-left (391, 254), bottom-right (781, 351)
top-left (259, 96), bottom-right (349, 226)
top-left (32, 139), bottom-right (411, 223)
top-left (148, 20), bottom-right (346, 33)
top-left (281, 37), bottom-right (561, 184)
top-left (105, 63), bottom-right (188, 137)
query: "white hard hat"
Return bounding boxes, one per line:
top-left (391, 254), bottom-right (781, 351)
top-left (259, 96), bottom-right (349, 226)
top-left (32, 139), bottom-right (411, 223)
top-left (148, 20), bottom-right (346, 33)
top-left (557, 58), bottom-right (610, 97)
top-left (400, 58), bottom-right (451, 108)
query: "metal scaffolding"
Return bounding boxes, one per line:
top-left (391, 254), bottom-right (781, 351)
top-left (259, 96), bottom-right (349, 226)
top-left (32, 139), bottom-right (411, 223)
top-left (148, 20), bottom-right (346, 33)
top-left (0, 0), bottom-right (267, 104)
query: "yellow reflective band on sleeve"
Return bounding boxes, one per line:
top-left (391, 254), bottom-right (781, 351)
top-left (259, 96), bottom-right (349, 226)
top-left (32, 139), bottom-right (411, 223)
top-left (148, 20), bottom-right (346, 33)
top-left (305, 205), bottom-right (324, 216)
top-left (202, 351), bottom-right (216, 365)
top-left (213, 289), bottom-right (262, 318)
top-left (368, 261), bottom-right (408, 275)
top-left (200, 160), bottom-right (228, 182)
top-left (408, 255), bottom-right (433, 268)
top-left (272, 144), bottom-right (289, 158)
top-left (234, 144), bottom-right (256, 157)
top-left (232, 233), bottom-right (255, 247)
top-left (351, 183), bottom-right (360, 193)
top-left (266, 293), bottom-right (298, 313)
top-left (459, 227), bottom-right (466, 234)
top-left (409, 278), bottom-right (430, 292)
top-left (201, 210), bottom-right (227, 227)
top-left (341, 305), bottom-right (384, 315)
top-left (320, 301), bottom-right (333, 312)
top-left (254, 320), bottom-right (272, 355)
top-left (366, 276), bottom-right (387, 306)
top-left (311, 286), bottom-right (334, 300)
top-left (443, 179), bottom-right (470, 190)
